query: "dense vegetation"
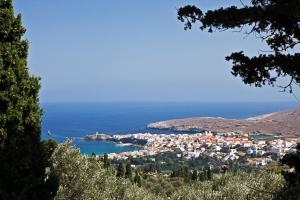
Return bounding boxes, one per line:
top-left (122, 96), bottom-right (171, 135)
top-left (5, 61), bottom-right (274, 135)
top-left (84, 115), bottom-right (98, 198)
top-left (276, 143), bottom-right (300, 200)
top-left (0, 0), bottom-right (57, 199)
top-left (108, 137), bottom-right (148, 146)
top-left (49, 141), bottom-right (161, 200)
top-left (48, 141), bottom-right (291, 200)
top-left (119, 151), bottom-right (255, 175)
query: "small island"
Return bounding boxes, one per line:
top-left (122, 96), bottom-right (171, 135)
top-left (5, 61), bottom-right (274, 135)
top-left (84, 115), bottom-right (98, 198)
top-left (85, 132), bottom-right (147, 147)
top-left (85, 132), bottom-right (112, 140)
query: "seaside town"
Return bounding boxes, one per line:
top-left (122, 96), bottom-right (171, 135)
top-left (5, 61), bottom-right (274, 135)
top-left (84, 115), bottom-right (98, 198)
top-left (101, 131), bottom-right (299, 167)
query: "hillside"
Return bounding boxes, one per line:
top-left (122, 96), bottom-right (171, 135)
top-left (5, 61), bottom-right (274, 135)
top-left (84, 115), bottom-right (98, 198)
top-left (147, 108), bottom-right (300, 137)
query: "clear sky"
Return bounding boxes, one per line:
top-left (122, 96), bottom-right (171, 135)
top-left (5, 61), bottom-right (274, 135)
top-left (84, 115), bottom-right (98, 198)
top-left (14, 0), bottom-right (300, 103)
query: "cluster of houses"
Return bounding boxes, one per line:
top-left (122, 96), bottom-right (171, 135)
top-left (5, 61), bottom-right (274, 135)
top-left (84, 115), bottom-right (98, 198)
top-left (108, 131), bottom-right (298, 167)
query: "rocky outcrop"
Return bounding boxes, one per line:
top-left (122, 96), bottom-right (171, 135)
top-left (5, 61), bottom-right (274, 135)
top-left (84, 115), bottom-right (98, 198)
top-left (85, 133), bottom-right (111, 141)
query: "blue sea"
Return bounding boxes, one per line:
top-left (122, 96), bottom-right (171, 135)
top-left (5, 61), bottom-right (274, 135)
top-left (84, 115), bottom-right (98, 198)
top-left (41, 102), bottom-right (299, 155)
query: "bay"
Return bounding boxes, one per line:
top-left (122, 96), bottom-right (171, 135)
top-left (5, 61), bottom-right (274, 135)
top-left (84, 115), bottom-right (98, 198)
top-left (41, 102), bottom-right (299, 155)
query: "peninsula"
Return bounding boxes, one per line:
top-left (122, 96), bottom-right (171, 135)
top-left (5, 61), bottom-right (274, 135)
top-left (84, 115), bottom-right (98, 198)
top-left (84, 109), bottom-right (299, 168)
top-left (147, 108), bottom-right (300, 137)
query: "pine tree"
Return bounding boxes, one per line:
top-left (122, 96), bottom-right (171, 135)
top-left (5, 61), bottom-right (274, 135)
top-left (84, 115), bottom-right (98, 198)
top-left (134, 171), bottom-right (142, 187)
top-left (170, 170), bottom-right (176, 178)
top-left (277, 143), bottom-right (300, 199)
top-left (103, 153), bottom-right (110, 169)
top-left (125, 162), bottom-right (133, 180)
top-left (178, 1), bottom-right (300, 93)
top-left (116, 162), bottom-right (125, 177)
top-left (198, 171), bottom-right (206, 181)
top-left (0, 1), bottom-right (57, 199)
top-left (206, 166), bottom-right (213, 180)
top-left (191, 170), bottom-right (198, 181)
top-left (183, 167), bottom-right (191, 182)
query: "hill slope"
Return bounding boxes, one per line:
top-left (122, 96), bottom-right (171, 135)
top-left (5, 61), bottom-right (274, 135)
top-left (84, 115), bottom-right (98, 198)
top-left (147, 108), bottom-right (300, 137)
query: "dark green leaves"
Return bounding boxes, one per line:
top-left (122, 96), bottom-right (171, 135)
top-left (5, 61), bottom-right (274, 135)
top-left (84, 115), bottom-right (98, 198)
top-left (178, 0), bottom-right (300, 91)
top-left (0, 0), bottom-right (57, 199)
top-left (177, 5), bottom-right (203, 30)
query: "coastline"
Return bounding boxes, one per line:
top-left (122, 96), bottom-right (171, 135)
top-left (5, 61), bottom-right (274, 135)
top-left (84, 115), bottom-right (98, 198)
top-left (84, 133), bottom-right (145, 149)
top-left (42, 102), bottom-right (300, 156)
top-left (146, 108), bottom-right (300, 137)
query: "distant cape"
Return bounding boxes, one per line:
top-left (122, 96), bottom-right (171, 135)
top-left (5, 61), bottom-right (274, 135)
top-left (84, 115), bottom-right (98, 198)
top-left (147, 108), bottom-right (300, 137)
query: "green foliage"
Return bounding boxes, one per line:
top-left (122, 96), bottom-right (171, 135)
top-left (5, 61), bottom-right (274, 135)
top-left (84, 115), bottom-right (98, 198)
top-left (117, 161), bottom-right (126, 178)
top-left (50, 141), bottom-right (162, 200)
top-left (281, 144), bottom-right (300, 184)
top-left (50, 142), bottom-right (286, 199)
top-left (50, 141), bottom-right (115, 199)
top-left (103, 153), bottom-right (110, 169)
top-left (199, 171), bottom-right (206, 181)
top-left (142, 176), bottom-right (184, 198)
top-left (172, 172), bottom-right (285, 200)
top-left (0, 0), bottom-right (57, 199)
top-left (172, 166), bottom-right (214, 183)
top-left (191, 170), bottom-right (198, 181)
top-left (142, 170), bottom-right (285, 199)
top-left (134, 170), bottom-right (142, 187)
top-left (129, 152), bottom-right (225, 173)
top-left (206, 166), bottom-right (213, 180)
top-left (177, 1), bottom-right (300, 92)
top-left (125, 162), bottom-right (133, 180)
top-left (275, 143), bottom-right (300, 200)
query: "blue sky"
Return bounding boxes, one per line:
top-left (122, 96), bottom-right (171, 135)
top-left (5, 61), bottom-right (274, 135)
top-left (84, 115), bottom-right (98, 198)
top-left (14, 0), bottom-right (299, 102)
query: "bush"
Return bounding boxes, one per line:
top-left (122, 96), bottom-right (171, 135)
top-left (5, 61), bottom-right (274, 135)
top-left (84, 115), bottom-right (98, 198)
top-left (49, 141), bottom-right (162, 200)
top-left (49, 141), bottom-right (285, 200)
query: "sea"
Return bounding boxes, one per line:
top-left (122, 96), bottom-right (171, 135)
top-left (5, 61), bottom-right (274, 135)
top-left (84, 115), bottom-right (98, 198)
top-left (41, 102), bottom-right (300, 155)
